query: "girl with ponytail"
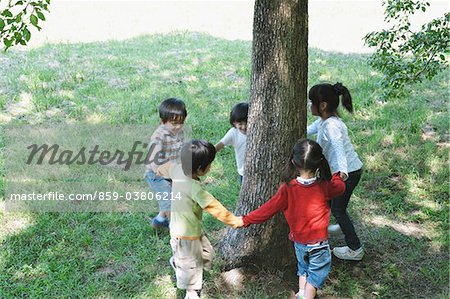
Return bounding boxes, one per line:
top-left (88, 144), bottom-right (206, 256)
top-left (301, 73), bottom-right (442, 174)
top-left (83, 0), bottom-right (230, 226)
top-left (307, 82), bottom-right (364, 261)
top-left (242, 139), bottom-right (346, 299)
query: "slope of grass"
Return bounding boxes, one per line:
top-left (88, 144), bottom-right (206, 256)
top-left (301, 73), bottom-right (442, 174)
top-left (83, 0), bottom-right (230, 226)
top-left (0, 32), bottom-right (448, 298)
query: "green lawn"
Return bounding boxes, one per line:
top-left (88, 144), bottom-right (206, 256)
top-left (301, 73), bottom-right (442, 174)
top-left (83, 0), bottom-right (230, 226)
top-left (0, 32), bottom-right (448, 298)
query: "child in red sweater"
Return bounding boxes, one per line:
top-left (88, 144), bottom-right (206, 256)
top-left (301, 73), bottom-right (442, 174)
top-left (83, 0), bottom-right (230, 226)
top-left (242, 139), bottom-right (345, 299)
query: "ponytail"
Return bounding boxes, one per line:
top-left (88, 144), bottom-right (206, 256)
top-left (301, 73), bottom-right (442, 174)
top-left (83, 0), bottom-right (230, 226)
top-left (282, 139), bottom-right (332, 184)
top-left (317, 154), bottom-right (332, 181)
top-left (280, 156), bottom-right (297, 184)
top-left (333, 82), bottom-right (353, 113)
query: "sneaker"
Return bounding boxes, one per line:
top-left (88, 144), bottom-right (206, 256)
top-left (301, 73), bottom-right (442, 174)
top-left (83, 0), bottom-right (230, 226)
top-left (151, 216), bottom-right (169, 229)
top-left (333, 246), bottom-right (364, 261)
top-left (184, 290), bottom-right (200, 299)
top-left (328, 224), bottom-right (343, 236)
top-left (169, 256), bottom-right (176, 271)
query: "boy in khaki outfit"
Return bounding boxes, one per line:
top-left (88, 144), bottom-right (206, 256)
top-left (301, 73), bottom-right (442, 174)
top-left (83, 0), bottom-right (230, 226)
top-left (157, 139), bottom-right (243, 299)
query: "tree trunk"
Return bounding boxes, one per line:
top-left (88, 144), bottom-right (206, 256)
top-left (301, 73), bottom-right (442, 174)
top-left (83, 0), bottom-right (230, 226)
top-left (220, 0), bottom-right (308, 271)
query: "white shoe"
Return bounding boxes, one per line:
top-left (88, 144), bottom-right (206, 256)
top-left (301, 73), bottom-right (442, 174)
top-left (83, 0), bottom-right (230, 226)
top-left (295, 292), bottom-right (304, 299)
top-left (185, 290), bottom-right (200, 299)
top-left (333, 246), bottom-right (364, 261)
top-left (328, 224), bottom-right (343, 236)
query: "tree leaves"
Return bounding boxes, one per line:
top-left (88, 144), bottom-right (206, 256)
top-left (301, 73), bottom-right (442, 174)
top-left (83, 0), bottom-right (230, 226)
top-left (0, 0), bottom-right (51, 50)
top-left (364, 1), bottom-right (449, 99)
top-left (23, 27), bottom-right (31, 42)
top-left (30, 14), bottom-right (38, 26)
top-left (4, 38), bottom-right (13, 47)
top-left (2, 10), bottom-right (13, 18)
top-left (36, 11), bottom-right (46, 21)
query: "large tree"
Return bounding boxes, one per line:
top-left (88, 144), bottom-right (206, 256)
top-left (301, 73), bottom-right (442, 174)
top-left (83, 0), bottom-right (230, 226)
top-left (220, 0), bottom-right (308, 271)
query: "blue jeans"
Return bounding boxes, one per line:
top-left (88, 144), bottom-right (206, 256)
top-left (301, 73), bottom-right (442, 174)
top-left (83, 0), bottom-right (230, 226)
top-left (294, 241), bottom-right (331, 289)
top-left (145, 171), bottom-right (172, 212)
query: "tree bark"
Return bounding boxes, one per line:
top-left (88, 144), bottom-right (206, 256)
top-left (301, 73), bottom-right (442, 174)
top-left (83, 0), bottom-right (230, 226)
top-left (220, 0), bottom-right (308, 271)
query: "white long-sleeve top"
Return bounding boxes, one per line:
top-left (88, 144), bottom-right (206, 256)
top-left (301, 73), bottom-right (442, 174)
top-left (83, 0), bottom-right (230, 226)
top-left (219, 128), bottom-right (247, 176)
top-left (307, 117), bottom-right (362, 176)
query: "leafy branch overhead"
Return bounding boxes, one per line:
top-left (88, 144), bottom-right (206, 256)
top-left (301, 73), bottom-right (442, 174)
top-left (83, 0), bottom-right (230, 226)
top-left (364, 0), bottom-right (449, 99)
top-left (0, 0), bottom-right (50, 50)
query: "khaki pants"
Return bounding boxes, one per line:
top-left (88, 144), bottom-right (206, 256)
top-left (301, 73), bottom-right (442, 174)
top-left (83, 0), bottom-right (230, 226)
top-left (170, 235), bottom-right (214, 290)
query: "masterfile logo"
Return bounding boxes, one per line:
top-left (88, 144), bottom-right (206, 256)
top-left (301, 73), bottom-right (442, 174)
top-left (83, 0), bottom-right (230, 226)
top-left (4, 124), bottom-right (192, 212)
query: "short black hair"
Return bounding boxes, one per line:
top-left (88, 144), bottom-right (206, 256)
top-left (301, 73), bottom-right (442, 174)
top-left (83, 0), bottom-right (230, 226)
top-left (180, 139), bottom-right (216, 176)
top-left (229, 102), bottom-right (249, 126)
top-left (159, 98), bottom-right (187, 123)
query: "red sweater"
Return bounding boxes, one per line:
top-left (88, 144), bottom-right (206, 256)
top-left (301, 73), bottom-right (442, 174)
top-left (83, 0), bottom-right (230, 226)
top-left (243, 174), bottom-right (345, 244)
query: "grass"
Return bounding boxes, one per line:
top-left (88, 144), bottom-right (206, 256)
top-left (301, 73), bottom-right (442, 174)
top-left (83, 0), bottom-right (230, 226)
top-left (0, 32), bottom-right (448, 298)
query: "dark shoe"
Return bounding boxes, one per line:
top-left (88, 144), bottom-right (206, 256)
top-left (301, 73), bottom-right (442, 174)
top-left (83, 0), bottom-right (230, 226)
top-left (151, 217), bottom-right (169, 229)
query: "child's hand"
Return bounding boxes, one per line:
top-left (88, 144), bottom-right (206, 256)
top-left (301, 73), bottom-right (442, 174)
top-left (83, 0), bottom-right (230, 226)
top-left (232, 216), bottom-right (244, 228)
top-left (339, 171), bottom-right (348, 181)
top-left (156, 163), bottom-right (171, 178)
top-left (203, 177), bottom-right (215, 185)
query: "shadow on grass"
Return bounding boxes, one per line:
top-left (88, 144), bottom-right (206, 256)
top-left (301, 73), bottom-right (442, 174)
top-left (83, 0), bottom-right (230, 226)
top-left (1, 211), bottom-right (447, 298)
top-left (0, 32), bottom-right (448, 298)
top-left (0, 212), bottom-right (178, 298)
top-left (323, 222), bottom-right (448, 298)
